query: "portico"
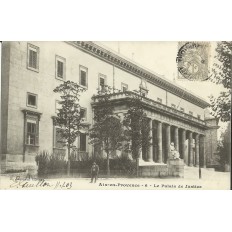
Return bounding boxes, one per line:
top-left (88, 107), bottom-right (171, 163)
top-left (93, 90), bottom-right (208, 168)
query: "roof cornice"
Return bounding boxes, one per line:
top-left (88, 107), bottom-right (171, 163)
top-left (66, 41), bottom-right (210, 108)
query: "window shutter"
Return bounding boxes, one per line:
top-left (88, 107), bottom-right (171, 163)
top-left (100, 77), bottom-right (104, 86)
top-left (57, 61), bottom-right (63, 78)
top-left (29, 50), bottom-right (37, 69)
top-left (81, 70), bottom-right (86, 86)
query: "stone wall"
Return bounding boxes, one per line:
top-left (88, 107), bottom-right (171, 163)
top-left (139, 165), bottom-right (168, 177)
top-left (167, 159), bottom-right (184, 178)
top-left (205, 118), bottom-right (220, 166)
top-left (139, 159), bottom-right (184, 178)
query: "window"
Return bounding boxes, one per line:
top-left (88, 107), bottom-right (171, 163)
top-left (197, 115), bottom-right (201, 119)
top-left (80, 108), bottom-right (87, 121)
top-left (171, 104), bottom-right (176, 109)
top-left (189, 111), bottom-right (193, 116)
top-left (121, 83), bottom-right (128, 92)
top-left (22, 110), bottom-right (40, 150)
top-left (55, 128), bottom-right (65, 148)
top-left (57, 61), bottom-right (63, 78)
top-left (79, 66), bottom-right (88, 87)
top-left (56, 55), bottom-right (66, 80)
top-left (157, 98), bottom-right (162, 103)
top-left (27, 93), bottom-right (37, 108)
top-left (180, 107), bottom-right (185, 112)
top-left (27, 43), bottom-right (39, 72)
top-left (80, 133), bottom-right (87, 151)
top-left (27, 121), bottom-right (36, 145)
top-left (99, 74), bottom-right (107, 90)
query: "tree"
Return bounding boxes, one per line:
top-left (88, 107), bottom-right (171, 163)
top-left (89, 86), bottom-right (125, 176)
top-left (53, 80), bottom-right (86, 175)
top-left (217, 122), bottom-right (231, 171)
top-left (123, 93), bottom-right (152, 176)
top-left (209, 41), bottom-right (232, 122)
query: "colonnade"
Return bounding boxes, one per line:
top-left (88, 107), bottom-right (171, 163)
top-left (139, 119), bottom-right (206, 167)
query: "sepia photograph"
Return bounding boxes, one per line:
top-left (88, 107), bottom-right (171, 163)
top-left (0, 41), bottom-right (231, 190)
top-left (0, 1), bottom-right (231, 232)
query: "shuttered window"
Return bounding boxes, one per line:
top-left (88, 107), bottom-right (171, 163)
top-left (27, 43), bottom-right (39, 71)
top-left (80, 70), bottom-right (86, 86)
top-left (100, 77), bottom-right (105, 86)
top-left (79, 66), bottom-right (88, 87)
top-left (57, 60), bottom-right (64, 78)
top-left (29, 50), bottom-right (37, 69)
top-left (56, 56), bottom-right (66, 80)
top-left (27, 122), bottom-right (36, 145)
top-left (27, 93), bottom-right (37, 108)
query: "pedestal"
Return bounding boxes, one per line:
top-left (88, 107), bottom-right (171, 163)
top-left (167, 158), bottom-right (184, 178)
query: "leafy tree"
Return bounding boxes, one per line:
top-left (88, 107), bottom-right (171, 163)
top-left (209, 41), bottom-right (232, 122)
top-left (217, 122), bottom-right (231, 171)
top-left (89, 86), bottom-right (125, 176)
top-left (53, 80), bottom-right (86, 175)
top-left (123, 93), bottom-right (152, 176)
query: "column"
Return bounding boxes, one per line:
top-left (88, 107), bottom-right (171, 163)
top-left (174, 127), bottom-right (179, 152)
top-left (166, 124), bottom-right (171, 159)
top-left (199, 135), bottom-right (206, 168)
top-left (188, 131), bottom-right (193, 166)
top-left (157, 121), bottom-right (163, 163)
top-left (181, 129), bottom-right (186, 163)
top-left (195, 134), bottom-right (199, 167)
top-left (147, 118), bottom-right (153, 162)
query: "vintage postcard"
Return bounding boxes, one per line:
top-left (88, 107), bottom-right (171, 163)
top-left (0, 41), bottom-right (231, 190)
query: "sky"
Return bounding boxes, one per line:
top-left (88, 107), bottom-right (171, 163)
top-left (99, 41), bottom-right (227, 136)
top-left (100, 41), bottom-right (224, 101)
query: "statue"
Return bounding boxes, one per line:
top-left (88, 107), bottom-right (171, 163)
top-left (170, 142), bottom-right (180, 159)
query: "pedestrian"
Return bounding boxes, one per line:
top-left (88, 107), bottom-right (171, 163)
top-left (90, 162), bottom-right (99, 183)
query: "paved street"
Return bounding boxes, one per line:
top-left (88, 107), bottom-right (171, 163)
top-left (0, 166), bottom-right (230, 190)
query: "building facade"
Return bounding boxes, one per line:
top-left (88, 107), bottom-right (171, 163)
top-left (1, 41), bottom-right (218, 173)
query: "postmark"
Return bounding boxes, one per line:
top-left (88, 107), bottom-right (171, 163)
top-left (176, 42), bottom-right (209, 81)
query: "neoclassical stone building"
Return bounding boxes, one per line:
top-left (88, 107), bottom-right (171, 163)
top-left (0, 41), bottom-right (218, 173)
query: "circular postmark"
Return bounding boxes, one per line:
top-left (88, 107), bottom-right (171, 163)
top-left (176, 42), bottom-right (209, 81)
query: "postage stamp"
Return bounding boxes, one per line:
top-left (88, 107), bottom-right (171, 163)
top-left (176, 41), bottom-right (210, 81)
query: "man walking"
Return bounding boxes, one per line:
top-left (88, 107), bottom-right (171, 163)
top-left (90, 162), bottom-right (99, 183)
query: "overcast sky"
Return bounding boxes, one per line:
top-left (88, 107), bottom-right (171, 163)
top-left (99, 41), bottom-right (225, 102)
